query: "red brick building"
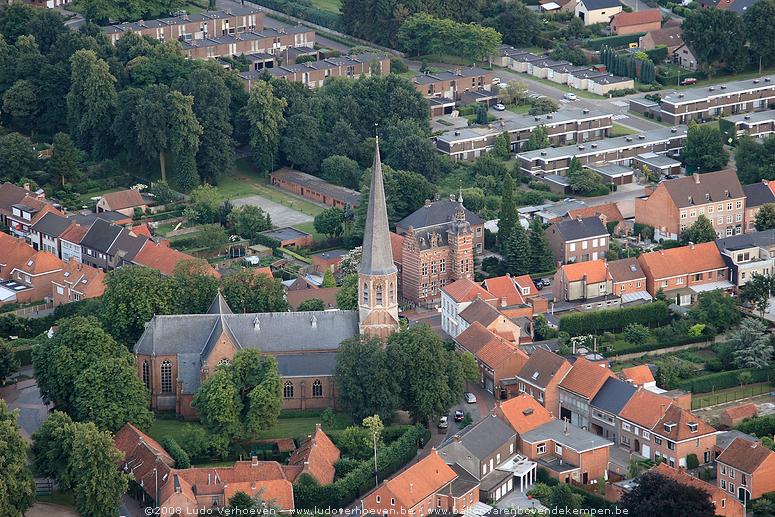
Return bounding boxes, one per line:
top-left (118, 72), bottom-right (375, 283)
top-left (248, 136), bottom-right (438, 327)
top-left (514, 349), bottom-right (572, 414)
top-left (609, 9), bottom-right (662, 35)
top-left (717, 437), bottom-right (775, 503)
top-left (719, 403), bottom-right (757, 429)
top-left (270, 168), bottom-right (360, 208)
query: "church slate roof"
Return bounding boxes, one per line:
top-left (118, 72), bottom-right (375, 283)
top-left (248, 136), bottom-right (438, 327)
top-left (397, 197), bottom-right (485, 230)
top-left (359, 138), bottom-right (397, 277)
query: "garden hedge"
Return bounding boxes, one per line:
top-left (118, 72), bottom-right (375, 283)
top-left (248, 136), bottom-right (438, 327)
top-left (559, 301), bottom-right (670, 336)
top-left (603, 333), bottom-right (708, 357)
top-left (294, 424), bottom-right (425, 509)
top-left (584, 33), bottom-right (645, 51)
top-left (160, 436), bottom-right (191, 469)
top-left (676, 366), bottom-right (775, 393)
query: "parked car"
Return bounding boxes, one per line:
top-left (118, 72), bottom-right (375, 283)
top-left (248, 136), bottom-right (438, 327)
top-left (493, 103), bottom-right (506, 111)
top-left (533, 279), bottom-right (545, 290)
top-left (681, 78), bottom-right (697, 86)
top-left (454, 410), bottom-right (464, 422)
top-left (493, 77), bottom-right (502, 85)
top-left (438, 416), bottom-right (449, 429)
top-left (564, 92), bottom-right (577, 101)
top-left (464, 392), bottom-right (477, 404)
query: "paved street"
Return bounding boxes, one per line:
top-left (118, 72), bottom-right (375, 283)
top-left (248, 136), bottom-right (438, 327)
top-left (0, 367), bottom-right (50, 442)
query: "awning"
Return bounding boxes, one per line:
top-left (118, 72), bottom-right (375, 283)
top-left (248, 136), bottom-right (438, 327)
top-left (621, 291), bottom-right (653, 304)
top-left (541, 2), bottom-right (561, 9)
top-left (0, 286), bottom-right (17, 303)
top-left (499, 455), bottom-right (538, 477)
top-left (689, 280), bottom-right (735, 294)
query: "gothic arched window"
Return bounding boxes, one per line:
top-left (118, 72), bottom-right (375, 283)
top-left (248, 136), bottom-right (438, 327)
top-left (389, 282), bottom-right (395, 304)
top-left (217, 358), bottom-right (230, 368)
top-left (142, 360), bottom-right (150, 391)
top-left (283, 381), bottom-right (294, 399)
top-left (362, 283), bottom-right (369, 304)
top-left (312, 379), bottom-right (323, 398)
top-left (375, 283), bottom-right (383, 305)
top-left (161, 360), bottom-right (172, 393)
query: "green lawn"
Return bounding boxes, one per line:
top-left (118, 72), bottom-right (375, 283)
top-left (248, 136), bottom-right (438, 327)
top-left (36, 491), bottom-right (76, 508)
top-left (609, 122), bottom-right (636, 138)
top-left (148, 411), bottom-right (352, 444)
top-left (692, 382), bottom-right (772, 409)
top-left (506, 103), bottom-right (531, 115)
top-left (309, 0), bottom-right (341, 13)
top-left (76, 186), bottom-right (125, 205)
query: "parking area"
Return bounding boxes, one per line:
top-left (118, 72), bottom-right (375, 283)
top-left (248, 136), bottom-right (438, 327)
top-left (231, 194), bottom-right (313, 228)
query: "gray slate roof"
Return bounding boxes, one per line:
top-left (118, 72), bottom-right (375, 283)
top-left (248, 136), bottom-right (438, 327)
top-left (359, 139), bottom-right (397, 277)
top-left (591, 377), bottom-right (637, 415)
top-left (31, 211), bottom-right (72, 237)
top-left (438, 414), bottom-right (516, 476)
top-left (397, 197), bottom-right (484, 230)
top-left (716, 228), bottom-right (775, 251)
top-left (552, 216), bottom-right (608, 241)
top-left (743, 182), bottom-right (775, 208)
top-left (521, 420), bottom-right (613, 452)
top-left (580, 0), bottom-right (622, 9)
top-left (80, 218), bottom-right (124, 253)
top-left (277, 352), bottom-right (338, 377)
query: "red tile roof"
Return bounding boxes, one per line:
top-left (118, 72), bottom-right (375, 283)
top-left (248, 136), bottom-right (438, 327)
top-left (567, 203), bottom-right (624, 224)
top-left (650, 463), bottom-right (743, 517)
top-left (286, 287), bottom-right (339, 310)
top-left (720, 403), bottom-right (757, 422)
top-left (618, 389), bottom-right (673, 429)
top-left (560, 260), bottom-right (610, 284)
top-left (390, 232), bottom-right (404, 264)
top-left (717, 437), bottom-right (775, 474)
top-left (17, 251), bottom-right (63, 275)
top-left (60, 224), bottom-right (88, 244)
top-left (132, 241), bottom-right (220, 278)
top-left (287, 424), bottom-right (340, 485)
top-left (483, 275), bottom-right (526, 306)
top-left (0, 232), bottom-right (35, 272)
top-left (222, 480), bottom-right (294, 510)
top-left (383, 449), bottom-right (457, 508)
top-left (654, 404), bottom-right (716, 441)
top-left (101, 189), bottom-right (145, 210)
top-left (443, 278), bottom-right (496, 303)
top-left (559, 357), bottom-right (614, 399)
top-left (497, 394), bottom-right (553, 434)
top-left (131, 223), bottom-right (153, 237)
top-left (611, 9), bottom-right (662, 27)
top-left (638, 242), bottom-right (726, 280)
top-left (619, 365), bottom-right (655, 387)
top-left (513, 275), bottom-right (538, 297)
top-left (55, 258), bottom-right (106, 299)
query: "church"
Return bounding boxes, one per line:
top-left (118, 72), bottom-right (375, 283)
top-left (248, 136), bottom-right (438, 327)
top-left (133, 140), bottom-right (399, 419)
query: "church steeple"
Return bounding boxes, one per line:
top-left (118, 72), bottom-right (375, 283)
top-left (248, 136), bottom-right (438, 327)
top-left (358, 137), bottom-right (399, 339)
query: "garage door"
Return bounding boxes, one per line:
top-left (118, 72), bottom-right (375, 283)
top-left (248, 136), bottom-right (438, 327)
top-left (485, 378), bottom-right (494, 393)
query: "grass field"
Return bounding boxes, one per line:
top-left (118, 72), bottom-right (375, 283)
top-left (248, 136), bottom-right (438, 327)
top-left (692, 382), bottom-right (772, 409)
top-left (148, 411), bottom-right (353, 444)
top-left (609, 122), bottom-right (636, 138)
top-left (309, 0), bottom-right (341, 13)
top-left (506, 103), bottom-right (531, 115)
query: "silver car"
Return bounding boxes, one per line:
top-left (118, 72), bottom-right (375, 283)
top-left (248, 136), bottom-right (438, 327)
top-left (464, 392), bottom-right (477, 404)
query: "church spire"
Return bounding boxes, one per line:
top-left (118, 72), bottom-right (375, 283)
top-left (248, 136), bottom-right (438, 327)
top-left (359, 136), bottom-right (396, 276)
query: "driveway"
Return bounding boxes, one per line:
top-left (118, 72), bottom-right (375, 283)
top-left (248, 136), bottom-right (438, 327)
top-left (25, 503), bottom-right (78, 517)
top-left (1, 368), bottom-right (50, 442)
top-left (231, 194), bottom-right (313, 228)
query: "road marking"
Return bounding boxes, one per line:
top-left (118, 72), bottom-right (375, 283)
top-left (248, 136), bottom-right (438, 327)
top-left (611, 101), bottom-right (628, 107)
top-left (612, 114), bottom-right (629, 120)
top-left (558, 99), bottom-right (571, 104)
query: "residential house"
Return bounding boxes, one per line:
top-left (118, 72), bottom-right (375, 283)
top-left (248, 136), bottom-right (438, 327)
top-left (413, 68), bottom-right (496, 100)
top-left (496, 394), bottom-right (554, 446)
top-left (520, 419), bottom-right (613, 484)
top-left (440, 278), bottom-right (498, 337)
top-left (586, 163), bottom-right (636, 186)
top-left (607, 257), bottom-right (652, 304)
top-left (634, 170), bottom-right (745, 241)
top-left (114, 423), bottom-right (295, 513)
top-left (517, 126), bottom-right (688, 176)
top-left (637, 242), bottom-right (731, 305)
top-left (632, 152), bottom-right (683, 177)
top-left (360, 449), bottom-right (479, 515)
top-left (59, 224), bottom-right (87, 263)
top-left (575, 0), bottom-right (623, 25)
top-left (717, 437), bottom-right (775, 503)
top-left (716, 229), bottom-right (775, 287)
top-left (454, 322), bottom-right (528, 395)
top-left (51, 258), bottom-right (105, 306)
top-left (0, 182), bottom-right (47, 229)
top-left (609, 9), bottom-right (662, 35)
top-left (242, 53), bottom-right (388, 90)
top-left (552, 260), bottom-right (617, 307)
top-left (657, 463), bottom-right (745, 517)
top-left (130, 240), bottom-right (219, 278)
top-left (286, 424), bottom-right (341, 485)
top-left (29, 211), bottom-right (73, 255)
top-left (638, 26), bottom-right (684, 53)
top-left (651, 404), bottom-right (718, 467)
top-left (722, 109), bottom-right (775, 141)
top-left (545, 216), bottom-right (609, 264)
top-left (567, 203), bottom-right (626, 235)
top-left (589, 377), bottom-right (637, 443)
top-left (619, 364), bottom-right (656, 389)
top-left (482, 274), bottom-right (549, 320)
top-left (558, 357), bottom-right (614, 429)
top-left (719, 403), bottom-right (757, 429)
top-left (674, 43), bottom-right (700, 71)
top-left (617, 389), bottom-right (675, 458)
top-left (270, 168), bottom-right (360, 209)
top-left (398, 196), bottom-right (483, 304)
top-left (96, 189), bottom-right (147, 217)
top-left (102, 6), bottom-right (264, 44)
top-left (80, 218), bottom-right (147, 271)
top-left (457, 298), bottom-right (522, 342)
top-left (587, 75), bottom-right (636, 96)
top-left (6, 197), bottom-right (58, 241)
top-left (438, 414), bottom-right (519, 503)
top-left (180, 26), bottom-right (315, 60)
top-left (259, 227), bottom-right (313, 248)
top-left (743, 181), bottom-right (775, 232)
top-left (514, 348), bottom-right (572, 413)
top-left (2, 249), bottom-right (64, 304)
top-left (286, 287), bottom-right (339, 310)
top-left (655, 76), bottom-right (775, 125)
top-left (568, 69), bottom-right (609, 90)
top-left (434, 109), bottom-right (613, 160)
top-left (548, 63), bottom-right (593, 85)
top-left (528, 58), bottom-right (571, 79)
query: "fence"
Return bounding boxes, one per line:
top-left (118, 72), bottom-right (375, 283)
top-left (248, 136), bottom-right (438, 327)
top-left (692, 383), bottom-right (772, 410)
top-left (9, 302), bottom-right (54, 318)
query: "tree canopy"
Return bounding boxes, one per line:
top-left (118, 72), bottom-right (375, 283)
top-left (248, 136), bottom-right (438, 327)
top-left (620, 470), bottom-right (715, 517)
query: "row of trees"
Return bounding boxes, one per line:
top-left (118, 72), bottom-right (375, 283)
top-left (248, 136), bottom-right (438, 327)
top-left (396, 13), bottom-right (501, 62)
top-left (335, 325), bottom-right (478, 423)
top-left (598, 46), bottom-right (656, 84)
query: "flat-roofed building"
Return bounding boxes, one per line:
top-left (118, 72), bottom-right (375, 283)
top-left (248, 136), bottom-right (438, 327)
top-left (270, 168), bottom-right (360, 208)
top-left (413, 68), bottom-right (496, 100)
top-left (721, 109), bottom-right (775, 141)
top-left (516, 126), bottom-right (688, 176)
top-left (180, 26), bottom-right (314, 60)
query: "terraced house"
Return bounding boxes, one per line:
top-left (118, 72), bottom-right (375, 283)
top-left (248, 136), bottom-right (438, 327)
top-left (180, 26), bottom-right (314, 60)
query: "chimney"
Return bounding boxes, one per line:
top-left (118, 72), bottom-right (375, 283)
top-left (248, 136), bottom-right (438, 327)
top-left (251, 455), bottom-right (259, 466)
top-left (563, 418), bottom-right (569, 435)
top-left (693, 173), bottom-right (700, 184)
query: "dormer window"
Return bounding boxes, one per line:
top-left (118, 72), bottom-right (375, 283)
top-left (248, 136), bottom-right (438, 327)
top-left (664, 422), bottom-right (676, 432)
top-left (688, 422), bottom-right (698, 432)
top-left (532, 371), bottom-right (539, 381)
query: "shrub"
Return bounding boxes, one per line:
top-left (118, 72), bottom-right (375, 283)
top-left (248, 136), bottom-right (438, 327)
top-left (389, 58), bottom-right (409, 74)
top-left (160, 436), bottom-right (191, 468)
top-left (334, 457), bottom-right (361, 478)
top-left (527, 483), bottom-right (552, 502)
top-left (559, 301), bottom-right (670, 335)
top-left (536, 467), bottom-right (551, 483)
top-left (686, 453), bottom-right (699, 469)
top-left (584, 33), bottom-right (645, 50)
top-left (738, 414), bottom-right (775, 437)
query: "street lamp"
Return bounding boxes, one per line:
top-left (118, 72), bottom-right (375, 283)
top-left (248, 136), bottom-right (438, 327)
top-left (372, 429), bottom-right (379, 488)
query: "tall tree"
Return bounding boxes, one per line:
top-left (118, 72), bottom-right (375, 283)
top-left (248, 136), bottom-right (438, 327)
top-left (48, 132), bottom-right (81, 186)
top-left (227, 205), bottom-right (272, 240)
top-left (135, 84), bottom-right (202, 183)
top-left (493, 132), bottom-right (511, 159)
top-left (221, 269), bottom-right (289, 313)
top-left (504, 225), bottom-right (531, 276)
top-left (528, 218), bottom-right (554, 273)
top-left (682, 8), bottom-right (746, 75)
top-left (680, 215), bottom-right (717, 244)
top-left (66, 49), bottom-right (116, 158)
top-left (336, 335), bottom-right (400, 422)
top-left (31, 411), bottom-right (74, 481)
top-left (245, 80), bottom-right (286, 173)
top-left (321, 155), bottom-right (362, 189)
top-left (100, 266), bottom-right (176, 346)
top-left (497, 171), bottom-right (518, 253)
top-left (336, 274), bottom-right (359, 310)
top-left (621, 471), bottom-right (715, 517)
top-left (314, 207), bottom-right (344, 238)
top-left (0, 339), bottom-right (20, 384)
top-left (730, 317), bottom-right (773, 368)
top-left (281, 113), bottom-right (321, 172)
top-left (522, 125), bottom-right (550, 152)
top-left (2, 79), bottom-right (38, 131)
top-left (741, 273), bottom-right (773, 316)
top-left (191, 367), bottom-right (242, 437)
top-left (171, 258), bottom-right (220, 314)
top-left (683, 121), bottom-right (729, 172)
top-left (0, 399), bottom-right (35, 516)
top-left (0, 132), bottom-right (37, 183)
top-left (745, 0), bottom-right (775, 68)
top-left (180, 67), bottom-right (235, 185)
top-left (755, 204), bottom-right (775, 231)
